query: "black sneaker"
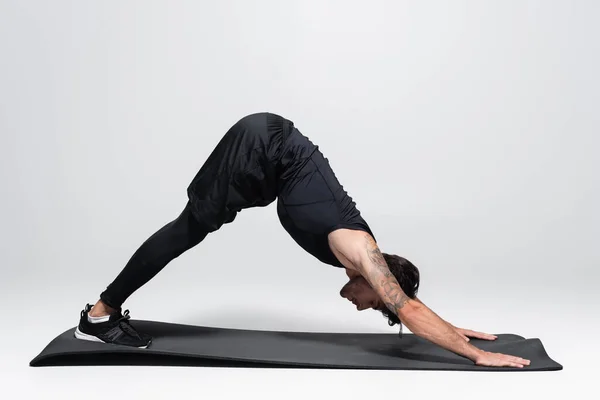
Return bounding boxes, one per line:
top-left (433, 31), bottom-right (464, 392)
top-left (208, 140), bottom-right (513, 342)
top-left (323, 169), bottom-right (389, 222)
top-left (74, 304), bottom-right (152, 348)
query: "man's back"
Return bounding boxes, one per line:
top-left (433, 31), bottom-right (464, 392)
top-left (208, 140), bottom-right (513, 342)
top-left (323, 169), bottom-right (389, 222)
top-left (275, 121), bottom-right (375, 268)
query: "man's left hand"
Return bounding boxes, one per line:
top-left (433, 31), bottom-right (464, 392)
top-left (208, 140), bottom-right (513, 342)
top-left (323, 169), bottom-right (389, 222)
top-left (452, 326), bottom-right (498, 342)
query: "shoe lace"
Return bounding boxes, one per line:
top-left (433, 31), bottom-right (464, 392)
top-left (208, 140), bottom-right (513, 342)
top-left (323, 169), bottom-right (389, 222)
top-left (115, 310), bottom-right (142, 338)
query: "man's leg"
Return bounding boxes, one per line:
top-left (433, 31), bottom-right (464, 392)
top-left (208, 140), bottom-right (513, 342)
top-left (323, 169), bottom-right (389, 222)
top-left (89, 201), bottom-right (208, 317)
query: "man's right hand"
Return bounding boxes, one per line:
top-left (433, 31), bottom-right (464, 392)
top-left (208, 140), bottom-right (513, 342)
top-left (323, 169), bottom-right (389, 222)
top-left (474, 350), bottom-right (531, 368)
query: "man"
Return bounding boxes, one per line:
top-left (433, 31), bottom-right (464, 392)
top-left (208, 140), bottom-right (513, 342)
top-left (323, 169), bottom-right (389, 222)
top-left (75, 112), bottom-right (530, 368)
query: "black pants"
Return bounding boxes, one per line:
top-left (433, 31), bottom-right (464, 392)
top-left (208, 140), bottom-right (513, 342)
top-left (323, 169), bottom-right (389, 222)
top-left (99, 113), bottom-right (293, 309)
top-left (99, 201), bottom-right (209, 309)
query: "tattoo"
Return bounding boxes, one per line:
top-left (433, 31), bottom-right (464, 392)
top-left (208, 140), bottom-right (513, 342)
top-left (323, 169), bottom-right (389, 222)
top-left (364, 235), bottom-right (410, 315)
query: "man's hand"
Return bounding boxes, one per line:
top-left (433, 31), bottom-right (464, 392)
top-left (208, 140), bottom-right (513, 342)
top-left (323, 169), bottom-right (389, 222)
top-left (411, 298), bottom-right (529, 368)
top-left (452, 326), bottom-right (498, 342)
top-left (452, 325), bottom-right (529, 367)
top-left (474, 351), bottom-right (531, 368)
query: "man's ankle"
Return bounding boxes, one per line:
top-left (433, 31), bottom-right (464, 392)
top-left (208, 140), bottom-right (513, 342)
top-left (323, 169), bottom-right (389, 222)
top-left (89, 300), bottom-right (117, 317)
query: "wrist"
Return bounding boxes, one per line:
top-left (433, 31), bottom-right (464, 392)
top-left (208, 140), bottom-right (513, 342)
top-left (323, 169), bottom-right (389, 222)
top-left (468, 346), bottom-right (484, 362)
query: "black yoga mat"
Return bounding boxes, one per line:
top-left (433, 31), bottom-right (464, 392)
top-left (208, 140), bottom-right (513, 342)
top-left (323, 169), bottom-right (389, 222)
top-left (30, 320), bottom-right (562, 371)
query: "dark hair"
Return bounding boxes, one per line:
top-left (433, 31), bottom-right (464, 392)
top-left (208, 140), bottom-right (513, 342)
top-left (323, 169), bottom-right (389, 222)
top-left (379, 253), bottom-right (420, 332)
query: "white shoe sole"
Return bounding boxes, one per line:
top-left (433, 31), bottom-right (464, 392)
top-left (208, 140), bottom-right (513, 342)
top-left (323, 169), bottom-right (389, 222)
top-left (74, 327), bottom-right (149, 349)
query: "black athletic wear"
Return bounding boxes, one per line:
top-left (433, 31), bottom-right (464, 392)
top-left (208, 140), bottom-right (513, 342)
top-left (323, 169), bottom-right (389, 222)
top-left (186, 112), bottom-right (375, 266)
top-left (75, 304), bottom-right (152, 348)
top-left (98, 112), bottom-right (374, 311)
top-left (100, 203), bottom-right (208, 309)
top-left (275, 120), bottom-right (376, 267)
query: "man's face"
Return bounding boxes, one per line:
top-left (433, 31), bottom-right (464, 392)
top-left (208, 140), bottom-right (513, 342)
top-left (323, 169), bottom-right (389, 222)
top-left (339, 273), bottom-right (385, 311)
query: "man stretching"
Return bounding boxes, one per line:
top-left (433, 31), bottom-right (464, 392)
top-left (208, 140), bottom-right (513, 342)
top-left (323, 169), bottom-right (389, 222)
top-left (75, 112), bottom-right (531, 368)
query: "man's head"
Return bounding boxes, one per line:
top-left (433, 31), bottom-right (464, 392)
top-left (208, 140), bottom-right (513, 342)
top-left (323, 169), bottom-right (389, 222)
top-left (339, 253), bottom-right (420, 326)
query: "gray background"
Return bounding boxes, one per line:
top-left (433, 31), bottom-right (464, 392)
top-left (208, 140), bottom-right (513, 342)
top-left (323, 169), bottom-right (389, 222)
top-left (1, 0), bottom-right (598, 399)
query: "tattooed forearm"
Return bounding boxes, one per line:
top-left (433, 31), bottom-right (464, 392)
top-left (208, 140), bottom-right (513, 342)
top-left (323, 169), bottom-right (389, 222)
top-left (363, 235), bottom-right (410, 315)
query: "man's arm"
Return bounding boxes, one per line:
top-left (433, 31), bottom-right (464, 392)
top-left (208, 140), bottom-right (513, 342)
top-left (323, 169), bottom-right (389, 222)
top-left (412, 296), bottom-right (466, 339)
top-left (329, 230), bottom-right (482, 362)
top-left (412, 297), bottom-right (455, 328)
top-left (413, 296), bottom-right (498, 342)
